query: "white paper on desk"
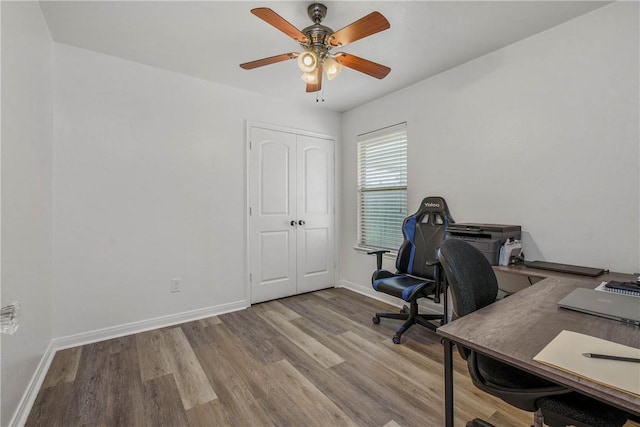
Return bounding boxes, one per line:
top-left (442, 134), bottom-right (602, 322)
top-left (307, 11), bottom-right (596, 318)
top-left (533, 330), bottom-right (640, 396)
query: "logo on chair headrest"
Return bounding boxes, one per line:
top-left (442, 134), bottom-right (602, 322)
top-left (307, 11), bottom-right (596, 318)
top-left (424, 202), bottom-right (440, 208)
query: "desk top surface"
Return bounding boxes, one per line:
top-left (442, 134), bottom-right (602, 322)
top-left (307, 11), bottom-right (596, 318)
top-left (493, 264), bottom-right (633, 282)
top-left (437, 277), bottom-right (640, 415)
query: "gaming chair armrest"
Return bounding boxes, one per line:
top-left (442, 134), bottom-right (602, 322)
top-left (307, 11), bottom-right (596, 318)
top-left (367, 249), bottom-right (390, 270)
top-left (425, 259), bottom-right (443, 303)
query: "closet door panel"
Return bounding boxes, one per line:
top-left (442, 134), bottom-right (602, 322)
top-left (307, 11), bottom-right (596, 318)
top-left (249, 127), bottom-right (297, 303)
top-left (296, 135), bottom-right (335, 294)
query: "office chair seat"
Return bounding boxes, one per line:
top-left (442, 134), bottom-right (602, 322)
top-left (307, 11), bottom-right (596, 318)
top-left (368, 196), bottom-right (454, 344)
top-left (372, 275), bottom-right (431, 301)
top-left (537, 393), bottom-right (630, 427)
top-left (475, 353), bottom-right (557, 390)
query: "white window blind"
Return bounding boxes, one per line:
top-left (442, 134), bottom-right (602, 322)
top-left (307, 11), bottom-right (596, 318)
top-left (357, 123), bottom-right (407, 250)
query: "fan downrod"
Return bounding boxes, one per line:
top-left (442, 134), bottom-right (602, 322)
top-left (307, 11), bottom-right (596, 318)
top-left (307, 3), bottom-right (327, 24)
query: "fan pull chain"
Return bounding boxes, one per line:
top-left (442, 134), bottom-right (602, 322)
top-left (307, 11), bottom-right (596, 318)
top-left (315, 88), bottom-right (325, 103)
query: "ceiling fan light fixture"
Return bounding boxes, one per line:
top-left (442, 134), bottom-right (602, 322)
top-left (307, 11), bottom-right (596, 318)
top-left (301, 71), bottom-right (318, 84)
top-left (297, 50), bottom-right (318, 73)
top-left (241, 4), bottom-right (391, 94)
top-left (322, 56), bottom-right (343, 80)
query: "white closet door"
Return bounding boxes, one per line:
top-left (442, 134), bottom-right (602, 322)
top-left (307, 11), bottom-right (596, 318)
top-left (249, 127), bottom-right (297, 303)
top-left (296, 135), bottom-right (335, 293)
top-left (249, 125), bottom-right (335, 303)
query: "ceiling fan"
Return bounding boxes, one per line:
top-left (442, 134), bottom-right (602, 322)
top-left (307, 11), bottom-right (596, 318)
top-left (240, 3), bottom-right (391, 93)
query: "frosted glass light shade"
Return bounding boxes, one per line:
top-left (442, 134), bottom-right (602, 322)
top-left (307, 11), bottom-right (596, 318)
top-left (322, 57), bottom-right (343, 80)
top-left (297, 51), bottom-right (318, 73)
top-left (301, 71), bottom-right (318, 84)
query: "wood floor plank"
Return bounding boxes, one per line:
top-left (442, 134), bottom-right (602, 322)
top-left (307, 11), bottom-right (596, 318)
top-left (136, 329), bottom-right (173, 381)
top-left (162, 327), bottom-right (217, 410)
top-left (319, 287), bottom-right (402, 318)
top-left (311, 288), bottom-right (339, 299)
top-left (197, 322), bottom-right (272, 400)
top-left (106, 345), bottom-right (146, 426)
top-left (180, 319), bottom-right (218, 348)
top-left (106, 333), bottom-right (137, 354)
top-left (198, 315), bottom-right (221, 327)
top-left (259, 359), bottom-right (358, 427)
top-left (332, 357), bottom-right (443, 426)
top-left (258, 308), bottom-right (345, 369)
top-left (289, 296), bottom-right (389, 343)
top-left (142, 374), bottom-right (190, 427)
top-left (336, 330), bottom-right (443, 394)
top-left (186, 399), bottom-right (232, 427)
top-left (62, 341), bottom-right (111, 426)
top-left (25, 382), bottom-right (75, 427)
top-left (251, 299), bottom-right (302, 320)
top-left (220, 308), bottom-right (287, 365)
top-left (41, 347), bottom-right (82, 388)
top-left (193, 329), bottom-right (275, 426)
top-left (268, 332), bottom-right (396, 427)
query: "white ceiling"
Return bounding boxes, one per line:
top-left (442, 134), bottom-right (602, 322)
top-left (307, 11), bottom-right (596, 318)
top-left (39, 1), bottom-right (610, 112)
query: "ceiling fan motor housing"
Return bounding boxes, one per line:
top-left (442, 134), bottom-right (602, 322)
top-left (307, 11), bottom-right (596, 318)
top-left (302, 3), bottom-right (334, 62)
top-left (307, 3), bottom-right (327, 23)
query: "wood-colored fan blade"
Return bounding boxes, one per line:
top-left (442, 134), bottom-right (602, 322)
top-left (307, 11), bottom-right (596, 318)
top-left (240, 53), bottom-right (298, 70)
top-left (306, 67), bottom-right (323, 93)
top-left (335, 53), bottom-right (391, 79)
top-left (329, 11), bottom-right (390, 47)
top-left (251, 8), bottom-right (308, 43)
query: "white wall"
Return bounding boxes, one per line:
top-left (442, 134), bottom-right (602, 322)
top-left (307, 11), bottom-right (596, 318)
top-left (339, 2), bottom-right (639, 297)
top-left (1, 2), bottom-right (54, 425)
top-left (52, 44), bottom-right (341, 339)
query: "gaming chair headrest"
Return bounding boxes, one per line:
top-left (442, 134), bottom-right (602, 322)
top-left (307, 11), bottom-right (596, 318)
top-left (415, 196), bottom-right (452, 220)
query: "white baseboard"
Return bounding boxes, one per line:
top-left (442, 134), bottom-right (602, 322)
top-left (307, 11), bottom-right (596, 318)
top-left (9, 299), bottom-right (248, 426)
top-left (52, 299), bottom-right (248, 351)
top-left (9, 340), bottom-right (56, 427)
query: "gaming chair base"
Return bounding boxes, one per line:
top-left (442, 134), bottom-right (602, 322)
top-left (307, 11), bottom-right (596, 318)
top-left (372, 300), bottom-right (443, 344)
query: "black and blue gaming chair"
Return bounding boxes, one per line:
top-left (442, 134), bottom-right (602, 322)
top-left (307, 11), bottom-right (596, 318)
top-left (368, 196), bottom-right (453, 344)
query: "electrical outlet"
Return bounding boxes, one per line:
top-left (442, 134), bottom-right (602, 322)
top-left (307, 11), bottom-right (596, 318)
top-left (170, 278), bottom-right (182, 293)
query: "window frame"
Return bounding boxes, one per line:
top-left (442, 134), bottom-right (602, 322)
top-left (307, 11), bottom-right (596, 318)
top-left (356, 122), bottom-right (408, 252)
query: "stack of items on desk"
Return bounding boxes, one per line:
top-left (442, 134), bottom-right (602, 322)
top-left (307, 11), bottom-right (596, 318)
top-left (596, 274), bottom-right (640, 297)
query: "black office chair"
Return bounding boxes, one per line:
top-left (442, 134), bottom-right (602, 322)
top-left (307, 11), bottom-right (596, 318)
top-left (439, 239), bottom-right (629, 427)
top-left (368, 196), bottom-right (453, 344)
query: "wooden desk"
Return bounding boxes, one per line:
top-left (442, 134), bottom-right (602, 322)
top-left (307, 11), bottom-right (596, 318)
top-left (437, 276), bottom-right (640, 427)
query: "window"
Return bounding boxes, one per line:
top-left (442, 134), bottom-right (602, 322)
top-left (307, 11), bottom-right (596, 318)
top-left (357, 123), bottom-right (407, 250)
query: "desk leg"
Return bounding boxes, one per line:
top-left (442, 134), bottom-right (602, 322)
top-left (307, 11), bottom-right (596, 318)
top-left (444, 337), bottom-right (454, 427)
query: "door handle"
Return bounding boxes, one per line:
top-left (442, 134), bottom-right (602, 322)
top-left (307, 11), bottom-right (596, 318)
top-left (298, 220), bottom-right (305, 226)
top-left (290, 220), bottom-right (297, 226)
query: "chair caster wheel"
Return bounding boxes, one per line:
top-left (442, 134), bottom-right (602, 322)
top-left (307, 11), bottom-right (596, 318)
top-left (392, 335), bottom-right (401, 344)
top-left (372, 316), bottom-right (380, 324)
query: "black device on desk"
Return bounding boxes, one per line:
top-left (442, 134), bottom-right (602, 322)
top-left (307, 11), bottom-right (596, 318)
top-left (445, 223), bottom-right (521, 265)
top-left (524, 260), bottom-right (605, 277)
top-left (605, 281), bottom-right (640, 294)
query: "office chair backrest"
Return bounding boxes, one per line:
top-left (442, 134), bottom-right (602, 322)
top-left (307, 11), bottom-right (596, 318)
top-left (439, 239), bottom-right (499, 360)
top-left (395, 196), bottom-right (453, 279)
top-left (439, 239), bottom-right (498, 320)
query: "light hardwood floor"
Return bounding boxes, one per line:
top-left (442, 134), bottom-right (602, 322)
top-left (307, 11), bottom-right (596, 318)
top-left (25, 288), bottom-right (637, 427)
